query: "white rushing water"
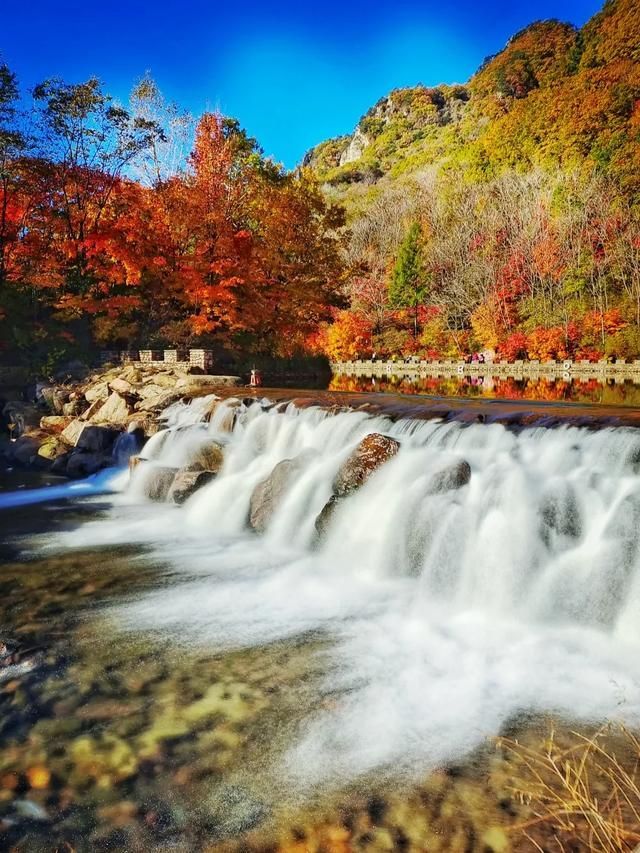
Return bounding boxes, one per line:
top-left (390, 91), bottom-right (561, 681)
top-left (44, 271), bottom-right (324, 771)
top-left (54, 395), bottom-right (640, 785)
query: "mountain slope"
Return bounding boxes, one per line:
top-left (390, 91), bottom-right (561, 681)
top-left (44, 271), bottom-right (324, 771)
top-left (304, 0), bottom-right (640, 205)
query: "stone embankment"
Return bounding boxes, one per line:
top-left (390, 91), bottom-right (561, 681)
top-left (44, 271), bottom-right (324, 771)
top-left (1, 363), bottom-right (240, 479)
top-left (333, 358), bottom-right (640, 382)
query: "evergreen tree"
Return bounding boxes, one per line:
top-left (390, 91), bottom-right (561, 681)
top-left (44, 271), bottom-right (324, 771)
top-left (389, 221), bottom-right (426, 338)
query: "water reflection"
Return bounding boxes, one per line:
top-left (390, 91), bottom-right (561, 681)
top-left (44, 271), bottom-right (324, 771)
top-left (330, 372), bottom-right (640, 407)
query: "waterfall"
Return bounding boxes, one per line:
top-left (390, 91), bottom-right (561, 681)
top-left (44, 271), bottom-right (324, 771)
top-left (54, 394), bottom-right (640, 784)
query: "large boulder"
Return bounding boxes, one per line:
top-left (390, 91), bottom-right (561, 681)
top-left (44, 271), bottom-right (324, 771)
top-left (37, 436), bottom-right (69, 463)
top-left (185, 439), bottom-right (225, 473)
top-left (168, 469), bottom-right (216, 504)
top-left (90, 392), bottom-right (133, 425)
top-left (39, 415), bottom-right (73, 433)
top-left (141, 466), bottom-right (178, 501)
top-left (76, 425), bottom-right (119, 454)
top-left (426, 459), bottom-right (471, 494)
top-left (109, 377), bottom-right (138, 399)
top-left (334, 433), bottom-right (400, 497)
top-left (84, 381), bottom-right (110, 404)
top-left (62, 399), bottom-right (85, 417)
top-left (249, 454), bottom-right (310, 533)
top-left (314, 433), bottom-right (400, 538)
top-left (9, 435), bottom-right (42, 466)
top-left (61, 419), bottom-right (87, 447)
top-left (135, 388), bottom-right (183, 413)
top-left (141, 372), bottom-right (177, 390)
top-left (66, 451), bottom-right (106, 478)
top-left (80, 398), bottom-right (104, 421)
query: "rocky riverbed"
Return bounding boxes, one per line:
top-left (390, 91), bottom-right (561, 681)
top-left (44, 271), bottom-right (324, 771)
top-left (1, 497), bottom-right (628, 853)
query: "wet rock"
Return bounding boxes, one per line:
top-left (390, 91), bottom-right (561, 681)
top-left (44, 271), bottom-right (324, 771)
top-left (8, 435), bottom-right (42, 466)
top-left (249, 453), bottom-right (311, 532)
top-left (168, 469), bottom-right (216, 504)
top-left (314, 434), bottom-right (400, 537)
top-left (334, 433), bottom-right (401, 497)
top-left (76, 424), bottom-right (119, 453)
top-left (142, 466), bottom-right (178, 501)
top-left (50, 451), bottom-right (72, 474)
top-left (90, 391), bottom-right (134, 425)
top-left (185, 439), bottom-right (225, 473)
top-left (314, 494), bottom-right (342, 537)
top-left (426, 459), bottom-right (471, 494)
top-left (66, 451), bottom-right (106, 478)
top-left (39, 415), bottom-right (73, 433)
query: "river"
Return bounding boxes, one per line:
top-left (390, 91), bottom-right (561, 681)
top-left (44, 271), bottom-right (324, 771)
top-left (1, 391), bottom-right (639, 851)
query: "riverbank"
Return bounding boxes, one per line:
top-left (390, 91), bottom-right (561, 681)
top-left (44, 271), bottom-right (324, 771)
top-left (1, 363), bottom-right (241, 480)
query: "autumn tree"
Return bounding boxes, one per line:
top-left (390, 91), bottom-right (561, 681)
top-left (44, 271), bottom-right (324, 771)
top-left (30, 77), bottom-right (163, 311)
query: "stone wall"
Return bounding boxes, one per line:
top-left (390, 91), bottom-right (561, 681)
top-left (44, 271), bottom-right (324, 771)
top-left (332, 358), bottom-right (640, 383)
top-left (100, 349), bottom-right (215, 372)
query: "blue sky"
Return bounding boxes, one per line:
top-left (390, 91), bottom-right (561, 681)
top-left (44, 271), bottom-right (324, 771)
top-left (3, 0), bottom-right (603, 168)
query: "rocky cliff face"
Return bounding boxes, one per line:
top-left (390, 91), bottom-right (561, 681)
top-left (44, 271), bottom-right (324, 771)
top-left (303, 0), bottom-right (640, 201)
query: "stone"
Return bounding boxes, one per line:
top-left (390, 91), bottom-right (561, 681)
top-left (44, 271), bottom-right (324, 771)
top-left (314, 434), bottom-right (400, 538)
top-left (84, 381), bottom-right (110, 403)
top-left (185, 439), bottom-right (225, 473)
top-left (76, 424), bottom-right (119, 453)
top-left (142, 466), bottom-right (178, 501)
top-left (135, 389), bottom-right (184, 413)
top-left (249, 454), bottom-right (311, 532)
top-left (109, 377), bottom-right (138, 398)
top-left (10, 436), bottom-right (41, 466)
top-left (314, 494), bottom-right (342, 537)
top-left (40, 386), bottom-right (69, 414)
top-left (39, 415), bottom-right (73, 433)
top-left (334, 433), bottom-right (400, 497)
top-left (51, 452), bottom-right (71, 474)
top-left (141, 373), bottom-right (177, 390)
top-left (167, 469), bottom-right (216, 504)
top-left (37, 437), bottom-right (69, 462)
top-left (61, 419), bottom-right (86, 447)
top-left (62, 399), bottom-right (84, 417)
top-left (426, 459), bottom-right (471, 494)
top-left (90, 392), bottom-right (133, 425)
top-left (79, 398), bottom-right (104, 421)
top-left (66, 451), bottom-right (106, 478)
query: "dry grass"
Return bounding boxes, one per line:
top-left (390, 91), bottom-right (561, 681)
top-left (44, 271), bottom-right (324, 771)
top-left (499, 725), bottom-right (640, 852)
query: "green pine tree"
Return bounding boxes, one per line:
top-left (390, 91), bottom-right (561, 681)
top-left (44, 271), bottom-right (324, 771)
top-left (389, 221), bottom-right (427, 338)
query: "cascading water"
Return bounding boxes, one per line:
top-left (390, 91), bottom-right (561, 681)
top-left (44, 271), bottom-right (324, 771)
top-left (54, 394), bottom-right (640, 786)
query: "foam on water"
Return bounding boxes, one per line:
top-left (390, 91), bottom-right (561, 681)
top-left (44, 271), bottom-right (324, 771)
top-left (49, 395), bottom-right (640, 785)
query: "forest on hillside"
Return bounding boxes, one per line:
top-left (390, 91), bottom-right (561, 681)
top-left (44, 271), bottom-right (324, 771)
top-left (2, 0), bottom-right (640, 370)
top-left (308, 0), bottom-right (640, 363)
